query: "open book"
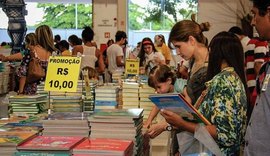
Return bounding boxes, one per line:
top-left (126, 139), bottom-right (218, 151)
top-left (149, 93), bottom-right (211, 125)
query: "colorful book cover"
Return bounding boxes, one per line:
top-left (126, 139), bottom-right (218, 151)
top-left (149, 93), bottom-right (211, 125)
top-left (93, 108), bottom-right (143, 119)
top-left (13, 151), bottom-right (70, 156)
top-left (17, 136), bottom-right (85, 151)
top-left (73, 138), bottom-right (133, 154)
top-left (0, 131), bottom-right (37, 146)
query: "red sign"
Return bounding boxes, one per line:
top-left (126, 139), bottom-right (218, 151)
top-left (104, 32), bottom-right (110, 38)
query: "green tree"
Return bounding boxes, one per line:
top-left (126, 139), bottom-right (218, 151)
top-left (145, 0), bottom-right (198, 30)
top-left (128, 2), bottom-right (146, 30)
top-left (36, 3), bottom-right (92, 29)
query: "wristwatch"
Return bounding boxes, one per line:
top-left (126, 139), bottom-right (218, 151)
top-left (166, 124), bottom-right (173, 131)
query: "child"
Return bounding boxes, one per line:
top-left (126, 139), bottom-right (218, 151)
top-left (144, 64), bottom-right (187, 138)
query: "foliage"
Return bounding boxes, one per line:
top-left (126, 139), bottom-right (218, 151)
top-left (36, 3), bottom-right (92, 29)
top-left (128, 2), bottom-right (146, 30)
top-left (144, 0), bottom-right (198, 30)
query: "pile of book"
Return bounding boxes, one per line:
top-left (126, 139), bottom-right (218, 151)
top-left (51, 94), bottom-right (82, 112)
top-left (139, 83), bottom-right (156, 121)
top-left (0, 62), bottom-right (10, 94)
top-left (122, 82), bottom-right (140, 109)
top-left (0, 131), bottom-right (37, 156)
top-left (88, 108), bottom-right (144, 156)
top-left (41, 112), bottom-right (90, 137)
top-left (73, 138), bottom-right (134, 156)
top-left (95, 84), bottom-right (120, 110)
top-left (16, 135), bottom-right (85, 155)
top-left (9, 95), bottom-right (47, 115)
top-left (81, 80), bottom-right (97, 112)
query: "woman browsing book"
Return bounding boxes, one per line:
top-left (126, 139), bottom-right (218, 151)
top-left (161, 31), bottom-right (248, 155)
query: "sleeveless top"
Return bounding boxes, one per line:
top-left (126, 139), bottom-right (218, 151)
top-left (80, 45), bottom-right (97, 69)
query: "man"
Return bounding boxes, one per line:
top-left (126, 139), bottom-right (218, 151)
top-left (244, 0), bottom-right (270, 155)
top-left (107, 31), bottom-right (126, 78)
top-left (229, 26), bottom-right (269, 116)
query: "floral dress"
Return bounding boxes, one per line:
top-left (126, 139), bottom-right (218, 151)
top-left (16, 49), bottom-right (48, 95)
top-left (198, 67), bottom-right (247, 155)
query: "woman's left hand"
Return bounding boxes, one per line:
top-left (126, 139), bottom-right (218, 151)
top-left (160, 109), bottom-right (185, 128)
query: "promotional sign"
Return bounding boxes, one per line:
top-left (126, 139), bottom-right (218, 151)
top-left (44, 56), bottom-right (81, 92)
top-left (125, 59), bottom-right (139, 75)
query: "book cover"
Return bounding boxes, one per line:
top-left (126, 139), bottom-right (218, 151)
top-left (0, 131), bottom-right (37, 146)
top-left (73, 138), bottom-right (133, 155)
top-left (149, 94), bottom-right (211, 125)
top-left (93, 109), bottom-right (143, 119)
top-left (17, 136), bottom-right (85, 151)
top-left (13, 151), bottom-right (70, 156)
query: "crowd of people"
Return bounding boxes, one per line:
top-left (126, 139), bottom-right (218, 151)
top-left (0, 0), bottom-right (269, 155)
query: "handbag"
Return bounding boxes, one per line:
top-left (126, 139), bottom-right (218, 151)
top-left (26, 52), bottom-right (45, 83)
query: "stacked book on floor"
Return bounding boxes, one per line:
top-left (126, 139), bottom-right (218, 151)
top-left (139, 83), bottom-right (156, 121)
top-left (9, 95), bottom-right (48, 115)
top-left (88, 108), bottom-right (144, 156)
top-left (73, 138), bottom-right (134, 156)
top-left (95, 85), bottom-right (120, 110)
top-left (15, 135), bottom-right (85, 155)
top-left (122, 82), bottom-right (140, 109)
top-left (40, 112), bottom-right (90, 137)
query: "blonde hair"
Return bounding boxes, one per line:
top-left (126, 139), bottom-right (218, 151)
top-left (35, 25), bottom-right (57, 53)
top-left (168, 16), bottom-right (210, 47)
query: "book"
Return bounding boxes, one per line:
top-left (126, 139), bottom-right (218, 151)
top-left (149, 93), bottom-right (211, 125)
top-left (17, 136), bottom-right (85, 151)
top-left (13, 151), bottom-right (70, 156)
top-left (0, 131), bottom-right (37, 146)
top-left (73, 138), bottom-right (134, 156)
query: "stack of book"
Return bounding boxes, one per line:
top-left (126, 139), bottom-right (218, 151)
top-left (139, 83), bottom-right (156, 121)
top-left (73, 138), bottom-right (134, 156)
top-left (0, 131), bottom-right (37, 156)
top-left (81, 80), bottom-right (97, 113)
top-left (122, 82), bottom-right (140, 109)
top-left (112, 72), bottom-right (123, 83)
top-left (16, 135), bottom-right (85, 155)
top-left (9, 95), bottom-right (48, 115)
top-left (95, 85), bottom-right (120, 110)
top-left (51, 95), bottom-right (82, 113)
top-left (36, 82), bottom-right (48, 98)
top-left (41, 112), bottom-right (90, 137)
top-left (0, 62), bottom-right (10, 94)
top-left (88, 108), bottom-right (144, 156)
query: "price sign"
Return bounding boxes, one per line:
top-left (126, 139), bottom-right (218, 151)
top-left (44, 56), bottom-right (81, 92)
top-left (125, 59), bottom-right (139, 75)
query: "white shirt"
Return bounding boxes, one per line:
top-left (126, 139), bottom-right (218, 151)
top-left (107, 44), bottom-right (124, 73)
top-left (80, 45), bottom-right (97, 70)
top-left (145, 51), bottom-right (165, 67)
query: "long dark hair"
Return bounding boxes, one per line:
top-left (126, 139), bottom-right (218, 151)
top-left (137, 37), bottom-right (158, 67)
top-left (207, 31), bottom-right (249, 101)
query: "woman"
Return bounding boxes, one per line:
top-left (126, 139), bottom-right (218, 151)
top-left (161, 32), bottom-right (248, 155)
top-left (72, 26), bottom-right (105, 74)
top-left (0, 25), bottom-right (55, 94)
top-left (137, 37), bottom-right (165, 74)
top-left (68, 34), bottom-right (82, 48)
top-left (154, 34), bottom-right (172, 65)
top-left (169, 19), bottom-right (210, 104)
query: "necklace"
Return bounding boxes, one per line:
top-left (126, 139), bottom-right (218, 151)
top-left (190, 53), bottom-right (208, 78)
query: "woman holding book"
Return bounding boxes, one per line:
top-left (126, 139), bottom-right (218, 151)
top-left (161, 31), bottom-right (248, 155)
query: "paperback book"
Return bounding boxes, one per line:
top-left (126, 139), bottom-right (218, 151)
top-left (149, 93), bottom-right (211, 125)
